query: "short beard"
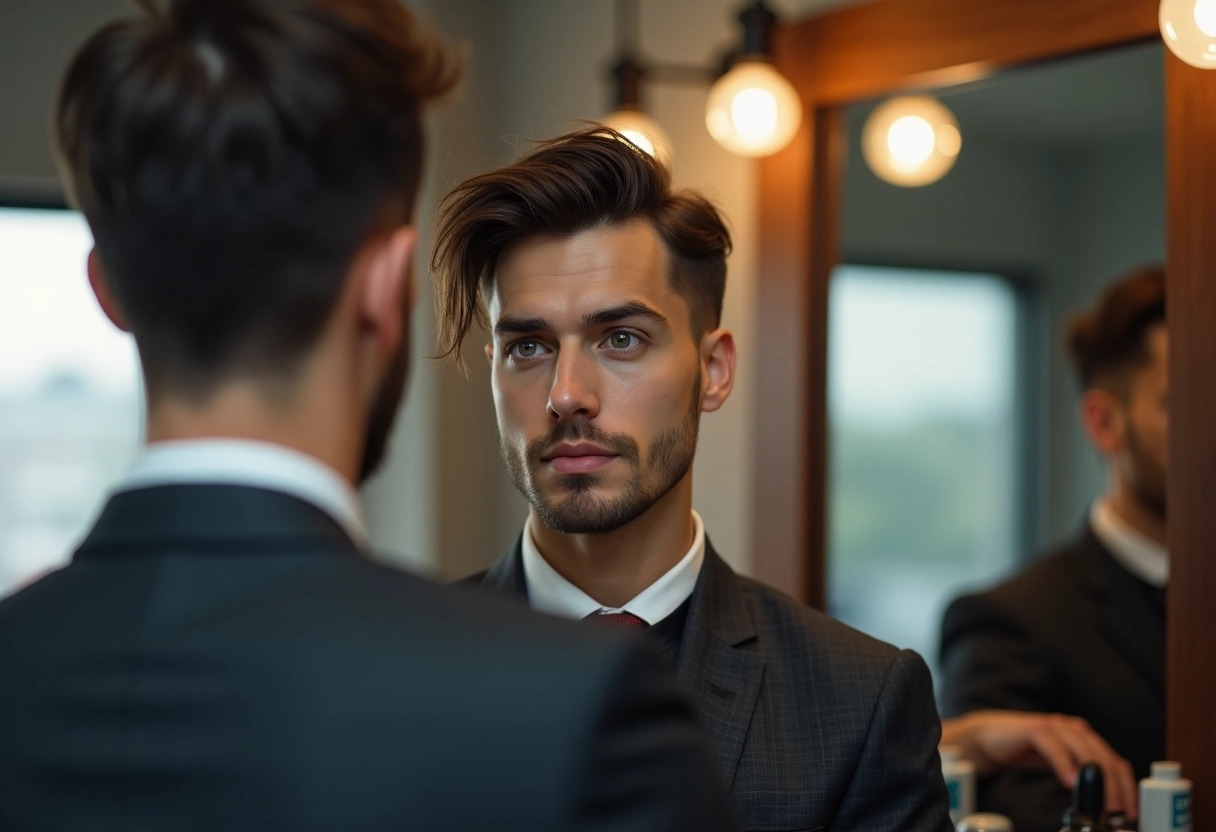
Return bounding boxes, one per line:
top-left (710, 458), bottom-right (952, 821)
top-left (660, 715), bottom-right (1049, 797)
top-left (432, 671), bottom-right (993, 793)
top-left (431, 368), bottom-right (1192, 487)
top-left (1125, 421), bottom-right (1166, 521)
top-left (503, 377), bottom-right (701, 534)
top-left (358, 335), bottom-right (410, 484)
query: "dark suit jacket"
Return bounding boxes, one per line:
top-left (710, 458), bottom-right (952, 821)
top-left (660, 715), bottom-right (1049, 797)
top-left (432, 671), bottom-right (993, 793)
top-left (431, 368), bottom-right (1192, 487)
top-left (0, 485), bottom-right (738, 832)
top-left (939, 525), bottom-right (1165, 832)
top-left (469, 538), bottom-right (953, 832)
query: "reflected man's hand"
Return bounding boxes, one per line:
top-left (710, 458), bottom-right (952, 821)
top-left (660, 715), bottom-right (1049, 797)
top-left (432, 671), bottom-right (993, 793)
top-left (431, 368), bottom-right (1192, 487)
top-left (941, 710), bottom-right (1137, 821)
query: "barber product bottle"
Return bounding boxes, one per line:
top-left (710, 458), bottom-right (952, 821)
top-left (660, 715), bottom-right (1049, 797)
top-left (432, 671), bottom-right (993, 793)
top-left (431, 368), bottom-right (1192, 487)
top-left (956, 813), bottom-right (1012, 832)
top-left (1060, 763), bottom-right (1108, 832)
top-left (1139, 762), bottom-right (1192, 832)
top-left (941, 744), bottom-right (976, 824)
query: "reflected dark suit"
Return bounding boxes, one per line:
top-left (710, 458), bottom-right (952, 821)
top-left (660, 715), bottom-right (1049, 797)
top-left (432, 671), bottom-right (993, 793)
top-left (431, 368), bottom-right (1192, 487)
top-left (0, 485), bottom-right (737, 832)
top-left (470, 538), bottom-right (953, 832)
top-left (940, 525), bottom-right (1165, 832)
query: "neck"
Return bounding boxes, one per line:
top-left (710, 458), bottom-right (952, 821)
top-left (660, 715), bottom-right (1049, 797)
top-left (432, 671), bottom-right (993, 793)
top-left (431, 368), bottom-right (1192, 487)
top-left (529, 474), bottom-right (695, 608)
top-left (1105, 485), bottom-right (1166, 547)
top-left (145, 370), bottom-right (365, 485)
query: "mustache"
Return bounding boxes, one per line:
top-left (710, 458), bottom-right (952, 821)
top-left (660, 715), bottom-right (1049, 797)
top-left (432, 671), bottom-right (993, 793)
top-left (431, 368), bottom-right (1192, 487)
top-left (526, 420), bottom-right (640, 468)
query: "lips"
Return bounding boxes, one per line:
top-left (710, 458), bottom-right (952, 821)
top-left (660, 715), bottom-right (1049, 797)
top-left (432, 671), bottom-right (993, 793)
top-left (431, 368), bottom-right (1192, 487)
top-left (543, 442), bottom-right (619, 474)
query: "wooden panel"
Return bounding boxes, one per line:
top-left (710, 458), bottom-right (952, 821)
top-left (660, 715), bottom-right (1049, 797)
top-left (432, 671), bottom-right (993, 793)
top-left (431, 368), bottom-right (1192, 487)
top-left (752, 83), bottom-right (813, 604)
top-left (781, 0), bottom-right (1158, 105)
top-left (1165, 53), bottom-right (1216, 826)
top-left (801, 105), bottom-right (844, 611)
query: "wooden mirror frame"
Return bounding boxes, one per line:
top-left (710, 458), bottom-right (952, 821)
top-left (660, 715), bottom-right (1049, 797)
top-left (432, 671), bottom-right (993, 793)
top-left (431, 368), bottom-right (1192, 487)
top-left (753, 0), bottom-right (1216, 815)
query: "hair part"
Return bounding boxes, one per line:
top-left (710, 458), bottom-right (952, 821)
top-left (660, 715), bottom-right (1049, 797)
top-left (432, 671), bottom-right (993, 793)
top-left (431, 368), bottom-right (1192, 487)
top-left (431, 127), bottom-right (732, 368)
top-left (56, 0), bottom-right (459, 399)
top-left (1065, 265), bottom-right (1166, 394)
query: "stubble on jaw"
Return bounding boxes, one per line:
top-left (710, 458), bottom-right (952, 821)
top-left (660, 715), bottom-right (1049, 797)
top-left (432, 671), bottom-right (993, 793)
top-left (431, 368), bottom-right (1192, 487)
top-left (502, 374), bottom-right (702, 534)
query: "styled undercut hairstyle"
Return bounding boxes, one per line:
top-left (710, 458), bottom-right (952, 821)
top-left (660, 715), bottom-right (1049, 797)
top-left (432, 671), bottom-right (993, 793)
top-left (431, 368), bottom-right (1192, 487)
top-left (56, 0), bottom-right (459, 399)
top-left (431, 127), bottom-right (732, 366)
top-left (1066, 265), bottom-right (1166, 393)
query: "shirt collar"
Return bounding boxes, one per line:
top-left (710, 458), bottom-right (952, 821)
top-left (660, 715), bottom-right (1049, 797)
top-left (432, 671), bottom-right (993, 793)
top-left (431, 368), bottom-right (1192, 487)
top-left (116, 439), bottom-right (367, 548)
top-left (520, 510), bottom-right (705, 625)
top-left (1090, 498), bottom-right (1168, 588)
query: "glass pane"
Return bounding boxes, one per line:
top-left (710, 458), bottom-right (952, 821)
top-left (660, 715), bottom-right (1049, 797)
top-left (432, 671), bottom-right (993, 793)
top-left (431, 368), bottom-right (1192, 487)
top-left (0, 206), bottom-right (141, 597)
top-left (827, 264), bottom-right (1022, 671)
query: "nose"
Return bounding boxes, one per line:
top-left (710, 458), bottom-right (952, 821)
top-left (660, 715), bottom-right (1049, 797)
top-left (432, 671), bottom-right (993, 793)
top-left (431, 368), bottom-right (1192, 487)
top-left (547, 347), bottom-right (599, 421)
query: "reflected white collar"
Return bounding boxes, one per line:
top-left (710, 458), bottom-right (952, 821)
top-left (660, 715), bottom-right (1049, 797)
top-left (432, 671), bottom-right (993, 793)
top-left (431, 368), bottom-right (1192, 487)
top-left (1090, 498), bottom-right (1167, 589)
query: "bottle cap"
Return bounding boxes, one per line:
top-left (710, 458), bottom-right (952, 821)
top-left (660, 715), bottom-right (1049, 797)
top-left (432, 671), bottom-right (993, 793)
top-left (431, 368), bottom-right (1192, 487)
top-left (940, 744), bottom-right (961, 764)
top-left (1075, 762), bottom-right (1104, 817)
top-left (1149, 761), bottom-right (1181, 779)
top-left (956, 813), bottom-right (1012, 832)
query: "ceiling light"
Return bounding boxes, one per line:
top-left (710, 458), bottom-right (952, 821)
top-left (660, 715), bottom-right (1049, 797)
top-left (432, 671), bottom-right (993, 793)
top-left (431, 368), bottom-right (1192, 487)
top-left (862, 96), bottom-right (962, 187)
top-left (1160, 0), bottom-right (1216, 68)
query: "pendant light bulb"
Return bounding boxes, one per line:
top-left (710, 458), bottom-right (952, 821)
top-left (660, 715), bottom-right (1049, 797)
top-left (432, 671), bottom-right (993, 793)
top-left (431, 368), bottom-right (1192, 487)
top-left (705, 59), bottom-right (802, 157)
top-left (603, 107), bottom-right (673, 164)
top-left (862, 96), bottom-right (961, 187)
top-left (1160, 0), bottom-right (1216, 68)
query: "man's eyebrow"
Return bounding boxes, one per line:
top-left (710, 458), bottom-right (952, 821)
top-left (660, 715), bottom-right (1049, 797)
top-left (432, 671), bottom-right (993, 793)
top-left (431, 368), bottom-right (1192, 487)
top-left (494, 316), bottom-right (551, 337)
top-left (582, 302), bottom-right (670, 330)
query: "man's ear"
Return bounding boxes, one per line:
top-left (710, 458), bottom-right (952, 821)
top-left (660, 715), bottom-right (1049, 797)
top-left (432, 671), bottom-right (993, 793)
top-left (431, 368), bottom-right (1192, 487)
top-left (359, 226), bottom-right (417, 355)
top-left (1079, 387), bottom-right (1126, 456)
top-left (87, 248), bottom-right (129, 333)
top-left (698, 328), bottom-right (736, 413)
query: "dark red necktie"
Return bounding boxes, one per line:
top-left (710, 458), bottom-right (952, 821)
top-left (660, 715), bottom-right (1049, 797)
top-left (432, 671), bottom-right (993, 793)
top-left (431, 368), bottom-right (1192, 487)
top-left (585, 610), bottom-right (649, 630)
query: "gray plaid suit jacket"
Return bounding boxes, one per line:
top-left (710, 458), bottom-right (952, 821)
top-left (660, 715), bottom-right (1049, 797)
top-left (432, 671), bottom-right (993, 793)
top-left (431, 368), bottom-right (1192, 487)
top-left (468, 537), bottom-right (953, 832)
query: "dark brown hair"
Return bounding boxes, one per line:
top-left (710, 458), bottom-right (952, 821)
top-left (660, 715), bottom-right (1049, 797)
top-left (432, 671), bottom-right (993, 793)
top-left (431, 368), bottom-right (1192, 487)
top-left (56, 0), bottom-right (459, 398)
top-left (431, 127), bottom-right (732, 365)
top-left (1066, 265), bottom-right (1166, 392)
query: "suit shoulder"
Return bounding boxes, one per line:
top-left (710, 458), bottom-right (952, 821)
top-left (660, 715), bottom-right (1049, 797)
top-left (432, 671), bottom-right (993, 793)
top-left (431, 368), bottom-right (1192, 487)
top-left (732, 572), bottom-right (912, 673)
top-left (453, 569), bottom-right (489, 588)
top-left (321, 556), bottom-right (620, 653)
top-left (945, 541), bottom-right (1087, 625)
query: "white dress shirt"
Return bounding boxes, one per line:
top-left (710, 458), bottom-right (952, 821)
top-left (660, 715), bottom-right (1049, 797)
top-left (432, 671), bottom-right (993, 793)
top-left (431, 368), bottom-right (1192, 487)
top-left (520, 510), bottom-right (705, 626)
top-left (1090, 498), bottom-right (1168, 589)
top-left (117, 439), bottom-right (367, 547)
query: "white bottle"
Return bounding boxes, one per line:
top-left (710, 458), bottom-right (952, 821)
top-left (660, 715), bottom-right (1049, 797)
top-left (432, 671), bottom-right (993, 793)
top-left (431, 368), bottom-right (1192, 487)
top-left (956, 813), bottom-right (1013, 832)
top-left (1139, 761), bottom-right (1192, 832)
top-left (941, 744), bottom-right (976, 825)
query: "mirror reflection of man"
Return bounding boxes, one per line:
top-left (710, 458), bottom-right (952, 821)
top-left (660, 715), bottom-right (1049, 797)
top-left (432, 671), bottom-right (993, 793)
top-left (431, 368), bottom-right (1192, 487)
top-left (0, 4), bottom-right (738, 829)
top-left (940, 266), bottom-right (1166, 831)
top-left (433, 128), bottom-right (953, 832)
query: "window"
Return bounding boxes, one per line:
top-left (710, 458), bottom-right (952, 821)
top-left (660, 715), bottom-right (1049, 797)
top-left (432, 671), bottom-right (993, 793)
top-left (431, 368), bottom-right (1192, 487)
top-left (0, 205), bottom-right (141, 597)
top-left (827, 264), bottom-right (1029, 671)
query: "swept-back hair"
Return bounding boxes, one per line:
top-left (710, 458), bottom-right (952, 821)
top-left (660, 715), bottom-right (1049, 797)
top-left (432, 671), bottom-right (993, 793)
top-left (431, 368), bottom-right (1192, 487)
top-left (57, 0), bottom-right (459, 398)
top-left (1066, 265), bottom-right (1166, 393)
top-left (431, 127), bottom-right (732, 366)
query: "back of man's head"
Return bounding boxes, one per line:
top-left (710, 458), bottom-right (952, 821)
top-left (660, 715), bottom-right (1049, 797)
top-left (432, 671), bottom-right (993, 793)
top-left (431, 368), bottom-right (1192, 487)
top-left (431, 127), bottom-right (732, 367)
top-left (1066, 266), bottom-right (1166, 396)
top-left (56, 0), bottom-right (457, 399)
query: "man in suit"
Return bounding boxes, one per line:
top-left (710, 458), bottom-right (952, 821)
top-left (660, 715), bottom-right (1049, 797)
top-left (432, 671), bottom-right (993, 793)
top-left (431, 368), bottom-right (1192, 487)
top-left (940, 266), bottom-right (1166, 831)
top-left (0, 3), bottom-right (738, 830)
top-left (431, 128), bottom-right (953, 832)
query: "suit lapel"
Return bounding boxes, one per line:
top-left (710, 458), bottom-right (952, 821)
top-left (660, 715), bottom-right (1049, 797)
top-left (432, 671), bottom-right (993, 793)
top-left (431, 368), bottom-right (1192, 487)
top-left (676, 543), bottom-right (764, 791)
top-left (478, 538), bottom-right (529, 598)
top-left (1079, 530), bottom-right (1166, 696)
top-left (479, 535), bottom-right (767, 789)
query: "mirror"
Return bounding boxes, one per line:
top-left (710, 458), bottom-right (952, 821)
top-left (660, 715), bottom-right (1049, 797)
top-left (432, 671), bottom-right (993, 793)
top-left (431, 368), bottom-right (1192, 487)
top-left (825, 42), bottom-right (1165, 667)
